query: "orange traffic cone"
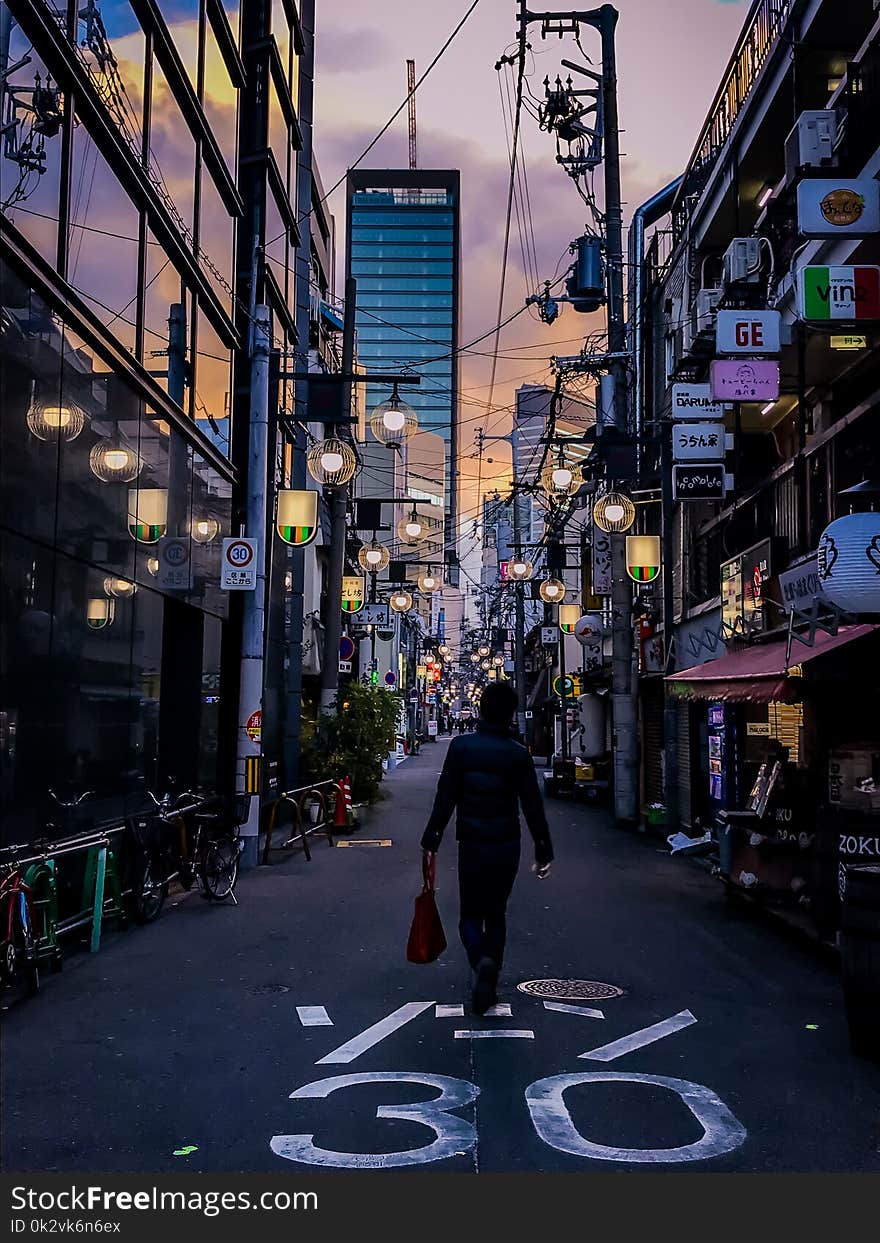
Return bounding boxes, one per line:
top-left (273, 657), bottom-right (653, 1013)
top-left (333, 779), bottom-right (349, 831)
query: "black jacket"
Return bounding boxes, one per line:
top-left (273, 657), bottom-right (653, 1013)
top-left (420, 722), bottom-right (554, 865)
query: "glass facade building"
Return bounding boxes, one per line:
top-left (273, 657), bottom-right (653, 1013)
top-left (0, 0), bottom-right (306, 840)
top-left (346, 170), bottom-right (460, 552)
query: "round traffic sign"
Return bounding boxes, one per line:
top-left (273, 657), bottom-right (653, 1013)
top-left (225, 539), bottom-right (254, 568)
top-left (163, 538), bottom-right (189, 566)
top-left (339, 635), bottom-right (355, 661)
top-left (384, 671), bottom-right (397, 687)
top-left (245, 709), bottom-right (262, 742)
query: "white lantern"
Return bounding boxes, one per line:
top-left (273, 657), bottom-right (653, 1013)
top-left (818, 512), bottom-right (880, 612)
top-left (477, 643), bottom-right (490, 657)
top-left (89, 438), bottom-right (142, 483)
top-left (103, 576), bottom-right (137, 599)
top-left (192, 517), bottom-right (220, 545)
top-left (370, 386), bottom-right (418, 448)
top-left (573, 613), bottom-right (604, 646)
top-left (307, 437), bottom-right (357, 486)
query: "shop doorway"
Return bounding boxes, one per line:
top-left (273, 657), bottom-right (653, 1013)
top-left (158, 597), bottom-right (204, 793)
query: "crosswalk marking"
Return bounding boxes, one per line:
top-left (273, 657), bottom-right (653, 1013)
top-left (316, 1002), bottom-right (435, 1065)
top-left (484, 1003), bottom-right (512, 1017)
top-left (454, 1030), bottom-right (534, 1040)
top-left (578, 1010), bottom-right (697, 1062)
top-left (543, 1001), bottom-right (605, 1020)
top-left (435, 1004), bottom-right (465, 1018)
top-left (296, 1006), bottom-right (333, 1027)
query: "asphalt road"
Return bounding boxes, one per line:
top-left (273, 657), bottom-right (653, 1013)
top-left (3, 737), bottom-right (880, 1173)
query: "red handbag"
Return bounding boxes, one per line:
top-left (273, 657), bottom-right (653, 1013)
top-left (407, 853), bottom-right (447, 964)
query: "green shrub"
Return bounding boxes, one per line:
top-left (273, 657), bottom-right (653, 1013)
top-left (304, 683), bottom-right (402, 804)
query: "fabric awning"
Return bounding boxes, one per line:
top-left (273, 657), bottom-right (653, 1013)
top-left (666, 624), bottom-right (878, 703)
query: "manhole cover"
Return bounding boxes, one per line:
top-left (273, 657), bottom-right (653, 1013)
top-left (249, 984), bottom-right (291, 996)
top-left (517, 978), bottom-right (625, 1001)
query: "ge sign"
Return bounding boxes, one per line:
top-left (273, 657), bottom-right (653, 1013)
top-left (715, 310), bottom-right (781, 355)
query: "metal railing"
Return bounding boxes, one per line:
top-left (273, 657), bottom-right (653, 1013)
top-left (261, 780), bottom-right (339, 864)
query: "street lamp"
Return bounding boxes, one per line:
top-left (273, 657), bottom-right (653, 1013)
top-left (27, 395), bottom-right (86, 442)
top-left (307, 437), bottom-right (357, 486)
top-left (541, 449), bottom-right (579, 499)
top-left (539, 577), bottom-right (566, 603)
top-left (470, 652), bottom-right (481, 663)
top-left (493, 654), bottom-right (504, 666)
top-left (397, 507), bottom-right (426, 545)
top-left (418, 570), bottom-right (441, 593)
top-left (481, 658), bottom-right (491, 670)
top-left (438, 643), bottom-right (450, 657)
top-left (390, 589), bottom-right (412, 613)
top-left (370, 384), bottom-right (418, 448)
top-left (508, 556), bottom-right (533, 581)
top-left (477, 643), bottom-right (490, 657)
top-left (357, 539), bottom-right (390, 573)
top-left (593, 490), bottom-right (635, 533)
top-left (89, 437), bottom-right (142, 483)
top-left (192, 517), bottom-right (220, 544)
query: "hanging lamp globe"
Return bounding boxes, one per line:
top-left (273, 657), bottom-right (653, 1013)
top-left (306, 437), bottom-right (357, 487)
top-left (539, 577), bottom-right (566, 603)
top-left (418, 571), bottom-right (441, 594)
top-left (477, 643), bottom-right (490, 657)
top-left (89, 438), bottom-right (142, 483)
top-left (493, 654), bottom-right (504, 666)
top-left (27, 396), bottom-right (86, 442)
top-left (357, 539), bottom-right (390, 573)
top-left (390, 589), bottom-right (413, 613)
top-left (370, 385), bottom-right (418, 448)
top-left (192, 517), bottom-right (220, 544)
top-left (470, 652), bottom-right (480, 663)
top-left (540, 456), bottom-right (579, 498)
top-left (438, 643), bottom-right (450, 657)
top-left (508, 556), bottom-right (534, 581)
top-left (481, 658), bottom-right (491, 670)
top-left (397, 509), bottom-right (426, 544)
top-left (103, 576), bottom-right (137, 599)
top-left (593, 490), bottom-right (636, 533)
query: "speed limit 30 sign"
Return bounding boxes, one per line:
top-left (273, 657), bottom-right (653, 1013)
top-left (221, 537), bottom-right (259, 590)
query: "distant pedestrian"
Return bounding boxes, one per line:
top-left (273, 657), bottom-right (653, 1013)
top-left (421, 682), bottom-right (553, 1015)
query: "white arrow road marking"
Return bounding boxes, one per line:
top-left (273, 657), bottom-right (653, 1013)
top-left (296, 1006), bottom-right (333, 1027)
top-left (316, 1002), bottom-right (435, 1064)
top-left (435, 1004), bottom-right (465, 1018)
top-left (454, 1030), bottom-right (535, 1040)
top-left (578, 1010), bottom-right (697, 1062)
top-left (543, 1001), bottom-right (605, 1020)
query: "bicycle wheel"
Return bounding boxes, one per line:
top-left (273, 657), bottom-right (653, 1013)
top-left (200, 837), bottom-right (239, 901)
top-left (13, 893), bottom-right (39, 996)
top-left (132, 852), bottom-right (168, 924)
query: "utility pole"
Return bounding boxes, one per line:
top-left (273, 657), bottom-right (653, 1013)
top-left (319, 275), bottom-right (356, 714)
top-left (237, 304), bottom-right (272, 868)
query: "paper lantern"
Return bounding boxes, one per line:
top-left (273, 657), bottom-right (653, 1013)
top-left (358, 540), bottom-right (390, 573)
top-left (539, 577), bottom-right (566, 603)
top-left (574, 613), bottom-right (604, 646)
top-left (470, 652), bottom-right (480, 663)
top-left (277, 489), bottom-right (318, 546)
top-left (626, 535), bottom-right (661, 583)
top-left (593, 491), bottom-right (635, 533)
top-left (307, 437), bottom-right (357, 486)
top-left (390, 590), bottom-right (412, 613)
top-left (818, 512), bottom-right (880, 612)
top-left (438, 643), bottom-right (450, 656)
top-left (127, 488), bottom-right (167, 543)
top-left (559, 603), bottom-right (580, 634)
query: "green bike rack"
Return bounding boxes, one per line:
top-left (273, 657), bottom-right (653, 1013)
top-left (22, 859), bottom-right (63, 972)
top-left (80, 841), bottom-right (127, 953)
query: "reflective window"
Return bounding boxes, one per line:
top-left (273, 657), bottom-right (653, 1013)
top-left (350, 260), bottom-right (453, 276)
top-left (357, 293), bottom-right (453, 309)
top-left (198, 170), bottom-right (235, 315)
top-left (351, 229), bottom-right (452, 245)
top-left (150, 61), bottom-right (196, 235)
top-left (352, 211), bottom-right (453, 227)
top-left (193, 308), bottom-right (232, 457)
top-left (0, 45), bottom-right (61, 266)
top-left (354, 278), bottom-right (453, 292)
top-left (202, 20), bottom-right (238, 176)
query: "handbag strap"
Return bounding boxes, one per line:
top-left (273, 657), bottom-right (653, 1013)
top-left (422, 852), bottom-right (436, 892)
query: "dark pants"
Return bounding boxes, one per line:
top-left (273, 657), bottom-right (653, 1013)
top-left (457, 840), bottom-right (520, 972)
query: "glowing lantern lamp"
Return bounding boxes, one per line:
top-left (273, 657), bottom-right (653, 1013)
top-left (539, 577), bottom-right (566, 603)
top-left (192, 517), bottom-right (220, 545)
top-left (358, 540), bottom-right (390, 573)
top-left (559, 603), bottom-right (580, 634)
top-left (390, 590), bottom-right (413, 613)
top-left (127, 488), bottom-right (167, 543)
top-left (306, 437), bottom-right (357, 487)
top-left (277, 489), bottom-right (318, 546)
top-left (625, 535), bottom-right (661, 583)
top-left (397, 509), bottom-right (426, 545)
top-left (818, 512), bottom-right (880, 612)
top-left (508, 557), bottom-right (534, 581)
top-left (470, 652), bottom-right (480, 663)
top-left (89, 438), bottom-right (142, 483)
top-left (370, 385), bottom-right (418, 448)
top-left (593, 491), bottom-right (636, 533)
top-left (477, 643), bottom-right (490, 657)
top-left (418, 571), bottom-right (441, 594)
top-left (103, 577), bottom-right (137, 600)
top-left (27, 396), bottom-right (86, 442)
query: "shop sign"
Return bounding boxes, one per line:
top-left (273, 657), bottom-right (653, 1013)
top-left (427, 720), bottom-right (438, 737)
top-left (671, 383), bottom-right (726, 420)
top-left (721, 540), bottom-right (772, 634)
top-left (672, 422), bottom-right (728, 462)
top-left (715, 310), bottom-right (781, 355)
top-left (540, 626), bottom-right (558, 645)
top-left (672, 464), bottom-right (728, 501)
top-left (796, 178), bottom-right (880, 238)
top-left (747, 723), bottom-right (772, 737)
top-left (338, 659), bottom-right (352, 673)
top-left (591, 524), bottom-right (613, 595)
top-left (778, 556), bottom-right (827, 614)
top-left (354, 602), bottom-right (390, 626)
top-left (830, 334), bottom-right (868, 351)
top-left (710, 359), bottom-right (780, 402)
top-left (339, 635), bottom-right (355, 661)
top-left (341, 576), bottom-right (365, 613)
top-left (798, 265), bottom-right (880, 322)
top-left (721, 557), bottom-right (744, 634)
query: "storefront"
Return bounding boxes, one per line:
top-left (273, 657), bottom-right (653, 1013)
top-left (667, 624), bottom-right (880, 935)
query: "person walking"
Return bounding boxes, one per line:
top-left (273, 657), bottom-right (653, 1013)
top-left (420, 681), bottom-right (553, 1015)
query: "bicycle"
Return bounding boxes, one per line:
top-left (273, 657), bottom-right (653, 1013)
top-left (128, 790), bottom-right (243, 924)
top-left (0, 849), bottom-right (40, 996)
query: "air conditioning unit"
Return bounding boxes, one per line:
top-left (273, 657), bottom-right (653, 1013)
top-left (784, 110), bottom-right (837, 184)
top-left (694, 287), bottom-right (722, 336)
top-left (723, 238), bottom-right (762, 285)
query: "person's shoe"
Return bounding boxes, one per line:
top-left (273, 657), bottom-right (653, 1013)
top-left (471, 957), bottom-right (498, 1016)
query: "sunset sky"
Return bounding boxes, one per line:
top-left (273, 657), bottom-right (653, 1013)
top-left (312, 0), bottom-right (750, 534)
